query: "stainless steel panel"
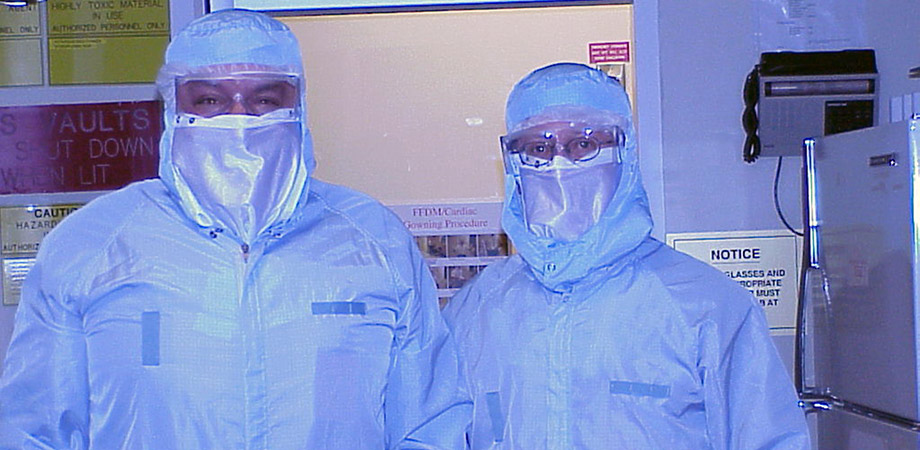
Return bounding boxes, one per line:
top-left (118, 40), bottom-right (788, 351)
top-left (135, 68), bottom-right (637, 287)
top-left (817, 408), bottom-right (920, 449)
top-left (812, 119), bottom-right (920, 421)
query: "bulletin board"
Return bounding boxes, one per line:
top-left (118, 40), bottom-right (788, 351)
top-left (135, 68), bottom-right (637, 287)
top-left (390, 201), bottom-right (509, 304)
top-left (0, 2), bottom-right (202, 107)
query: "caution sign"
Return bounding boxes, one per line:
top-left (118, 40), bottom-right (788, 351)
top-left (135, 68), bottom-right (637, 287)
top-left (666, 230), bottom-right (802, 336)
top-left (0, 204), bottom-right (82, 305)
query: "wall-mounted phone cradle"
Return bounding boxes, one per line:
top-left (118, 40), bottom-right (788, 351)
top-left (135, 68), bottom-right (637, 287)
top-left (743, 50), bottom-right (878, 161)
top-left (596, 63), bottom-right (626, 87)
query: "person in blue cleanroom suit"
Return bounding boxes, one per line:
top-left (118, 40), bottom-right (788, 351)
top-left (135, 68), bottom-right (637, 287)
top-left (0, 9), bottom-right (470, 449)
top-left (441, 63), bottom-right (810, 449)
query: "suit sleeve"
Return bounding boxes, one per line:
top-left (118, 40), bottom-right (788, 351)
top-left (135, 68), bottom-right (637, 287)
top-left (703, 302), bottom-right (811, 450)
top-left (385, 239), bottom-right (472, 449)
top-left (0, 260), bottom-right (90, 450)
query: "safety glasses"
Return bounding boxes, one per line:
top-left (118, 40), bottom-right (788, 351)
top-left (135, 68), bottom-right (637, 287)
top-left (176, 73), bottom-right (300, 118)
top-left (501, 123), bottom-right (626, 169)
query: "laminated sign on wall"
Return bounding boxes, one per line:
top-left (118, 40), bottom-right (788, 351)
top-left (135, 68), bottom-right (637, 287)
top-left (388, 202), bottom-right (509, 307)
top-left (47, 0), bottom-right (170, 85)
top-left (0, 204), bottom-right (82, 305)
top-left (666, 230), bottom-right (802, 336)
top-left (0, 101), bottom-right (161, 194)
top-left (0, 4), bottom-right (42, 87)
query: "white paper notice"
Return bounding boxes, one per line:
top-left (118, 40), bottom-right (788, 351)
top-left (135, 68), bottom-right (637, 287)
top-left (753, 0), bottom-right (867, 51)
top-left (667, 230), bottom-right (803, 336)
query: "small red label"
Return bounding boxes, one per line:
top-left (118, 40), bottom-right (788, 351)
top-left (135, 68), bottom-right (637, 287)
top-left (589, 41), bottom-right (630, 64)
top-left (0, 101), bottom-right (161, 195)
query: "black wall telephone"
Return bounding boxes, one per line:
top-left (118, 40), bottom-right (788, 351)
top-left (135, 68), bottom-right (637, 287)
top-left (742, 49), bottom-right (877, 163)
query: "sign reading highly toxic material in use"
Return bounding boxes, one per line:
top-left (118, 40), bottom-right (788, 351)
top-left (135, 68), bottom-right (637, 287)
top-left (0, 204), bottom-right (82, 305)
top-left (47, 0), bottom-right (169, 84)
top-left (666, 230), bottom-right (802, 336)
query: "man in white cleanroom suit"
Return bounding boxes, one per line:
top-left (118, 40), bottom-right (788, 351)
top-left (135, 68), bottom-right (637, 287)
top-left (442, 63), bottom-right (810, 449)
top-left (0, 10), bottom-right (470, 448)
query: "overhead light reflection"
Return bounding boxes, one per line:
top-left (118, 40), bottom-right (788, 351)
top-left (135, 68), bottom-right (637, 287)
top-left (2, 0), bottom-right (46, 6)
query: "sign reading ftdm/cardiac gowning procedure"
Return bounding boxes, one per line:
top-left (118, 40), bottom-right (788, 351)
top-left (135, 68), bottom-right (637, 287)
top-left (667, 230), bottom-right (802, 335)
top-left (389, 202), bottom-right (510, 307)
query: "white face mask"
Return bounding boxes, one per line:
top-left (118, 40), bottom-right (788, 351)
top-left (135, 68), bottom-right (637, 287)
top-left (517, 147), bottom-right (622, 241)
top-left (170, 108), bottom-right (307, 244)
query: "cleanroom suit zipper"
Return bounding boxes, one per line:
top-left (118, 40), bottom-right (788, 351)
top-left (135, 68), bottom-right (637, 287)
top-left (235, 238), bottom-right (269, 449)
top-left (547, 291), bottom-right (574, 450)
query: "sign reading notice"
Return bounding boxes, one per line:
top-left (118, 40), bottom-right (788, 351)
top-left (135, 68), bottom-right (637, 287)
top-left (0, 101), bottom-right (161, 194)
top-left (0, 204), bottom-right (82, 305)
top-left (667, 230), bottom-right (802, 336)
top-left (47, 0), bottom-right (169, 84)
top-left (0, 4), bottom-right (42, 87)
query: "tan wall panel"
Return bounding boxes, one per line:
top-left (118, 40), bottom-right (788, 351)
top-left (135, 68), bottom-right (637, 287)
top-left (283, 5), bottom-right (634, 204)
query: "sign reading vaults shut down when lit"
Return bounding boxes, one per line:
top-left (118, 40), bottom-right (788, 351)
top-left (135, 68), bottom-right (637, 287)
top-left (0, 101), bottom-right (161, 195)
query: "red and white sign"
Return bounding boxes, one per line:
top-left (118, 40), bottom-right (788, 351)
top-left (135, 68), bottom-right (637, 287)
top-left (0, 101), bottom-right (161, 194)
top-left (589, 41), bottom-right (630, 64)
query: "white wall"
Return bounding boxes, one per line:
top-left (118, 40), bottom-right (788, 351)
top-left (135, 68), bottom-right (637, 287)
top-left (649, 0), bottom-right (920, 239)
top-left (866, 1), bottom-right (920, 122)
top-left (634, 0), bottom-right (920, 396)
top-left (632, 0), bottom-right (665, 240)
top-left (655, 1), bottom-right (798, 236)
